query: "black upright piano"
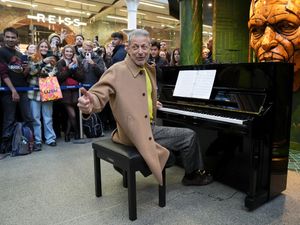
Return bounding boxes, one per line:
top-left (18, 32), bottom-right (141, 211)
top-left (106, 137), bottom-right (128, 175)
top-left (157, 62), bottom-right (293, 210)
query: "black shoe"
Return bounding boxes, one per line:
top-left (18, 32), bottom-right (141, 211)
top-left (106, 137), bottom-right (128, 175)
top-left (182, 170), bottom-right (213, 186)
top-left (48, 141), bottom-right (57, 147)
top-left (65, 135), bottom-right (70, 142)
top-left (33, 143), bottom-right (42, 152)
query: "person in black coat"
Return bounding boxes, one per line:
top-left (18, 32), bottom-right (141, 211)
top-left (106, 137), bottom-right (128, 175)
top-left (110, 32), bottom-right (127, 65)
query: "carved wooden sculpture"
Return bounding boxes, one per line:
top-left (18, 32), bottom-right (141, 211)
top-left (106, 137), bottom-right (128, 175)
top-left (248, 0), bottom-right (300, 91)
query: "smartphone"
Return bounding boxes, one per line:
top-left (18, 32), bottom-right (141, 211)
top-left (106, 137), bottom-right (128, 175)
top-left (46, 50), bottom-right (53, 57)
top-left (20, 55), bottom-right (28, 64)
top-left (85, 52), bottom-right (91, 60)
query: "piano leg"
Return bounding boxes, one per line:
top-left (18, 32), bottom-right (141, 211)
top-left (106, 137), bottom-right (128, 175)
top-left (245, 135), bottom-right (268, 210)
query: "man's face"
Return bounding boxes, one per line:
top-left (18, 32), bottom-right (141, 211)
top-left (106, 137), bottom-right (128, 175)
top-left (111, 37), bottom-right (122, 47)
top-left (127, 35), bottom-right (150, 67)
top-left (4, 31), bottom-right (18, 49)
top-left (248, 0), bottom-right (300, 64)
top-left (150, 46), bottom-right (159, 58)
top-left (160, 42), bottom-right (167, 51)
top-left (75, 36), bottom-right (84, 47)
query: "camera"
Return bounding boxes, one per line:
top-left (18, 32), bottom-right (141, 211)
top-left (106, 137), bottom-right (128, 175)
top-left (85, 52), bottom-right (91, 59)
top-left (46, 50), bottom-right (53, 57)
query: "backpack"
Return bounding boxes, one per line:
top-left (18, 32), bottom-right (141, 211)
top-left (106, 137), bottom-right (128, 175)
top-left (11, 122), bottom-right (34, 157)
top-left (82, 113), bottom-right (104, 138)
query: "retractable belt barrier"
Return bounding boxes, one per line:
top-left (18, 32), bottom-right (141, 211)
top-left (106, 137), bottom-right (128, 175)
top-left (0, 83), bottom-right (92, 92)
top-left (0, 83), bottom-right (93, 140)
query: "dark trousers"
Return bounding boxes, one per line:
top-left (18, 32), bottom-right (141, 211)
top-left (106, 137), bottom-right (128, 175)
top-left (152, 125), bottom-right (204, 174)
top-left (1, 92), bottom-right (33, 138)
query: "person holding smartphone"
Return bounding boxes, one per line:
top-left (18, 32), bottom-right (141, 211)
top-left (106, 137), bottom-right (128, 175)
top-left (79, 40), bottom-right (106, 86)
top-left (27, 39), bottom-right (57, 151)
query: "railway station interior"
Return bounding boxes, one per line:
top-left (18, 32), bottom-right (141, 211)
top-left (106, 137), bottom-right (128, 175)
top-left (0, 0), bottom-right (300, 224)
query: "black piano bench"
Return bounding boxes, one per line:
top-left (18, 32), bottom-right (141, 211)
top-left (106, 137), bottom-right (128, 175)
top-left (92, 139), bottom-right (166, 221)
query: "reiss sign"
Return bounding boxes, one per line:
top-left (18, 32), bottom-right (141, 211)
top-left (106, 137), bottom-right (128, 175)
top-left (27, 13), bottom-right (87, 27)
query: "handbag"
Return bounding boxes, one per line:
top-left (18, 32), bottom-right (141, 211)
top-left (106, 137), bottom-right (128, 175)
top-left (39, 76), bottom-right (63, 102)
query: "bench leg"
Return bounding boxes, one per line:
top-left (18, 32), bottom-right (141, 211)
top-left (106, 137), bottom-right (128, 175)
top-left (123, 170), bottom-right (128, 188)
top-left (159, 168), bottom-right (166, 207)
top-left (127, 168), bottom-right (137, 221)
top-left (94, 149), bottom-right (102, 197)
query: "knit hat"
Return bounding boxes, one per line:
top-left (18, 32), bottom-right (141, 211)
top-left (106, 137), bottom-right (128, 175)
top-left (48, 33), bottom-right (60, 43)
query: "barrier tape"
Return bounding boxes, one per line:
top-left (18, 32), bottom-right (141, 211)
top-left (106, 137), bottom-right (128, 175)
top-left (0, 83), bottom-right (92, 92)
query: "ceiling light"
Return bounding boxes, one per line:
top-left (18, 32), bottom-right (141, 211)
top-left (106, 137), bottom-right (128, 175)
top-left (203, 24), bottom-right (212, 29)
top-left (140, 1), bottom-right (165, 9)
top-left (119, 9), bottom-right (146, 16)
top-left (208, 3), bottom-right (212, 7)
top-left (106, 15), bottom-right (128, 22)
top-left (64, 0), bottom-right (96, 7)
top-left (157, 16), bottom-right (178, 22)
top-left (166, 25), bottom-right (175, 28)
top-left (1, 0), bottom-right (37, 7)
top-left (54, 7), bottom-right (90, 15)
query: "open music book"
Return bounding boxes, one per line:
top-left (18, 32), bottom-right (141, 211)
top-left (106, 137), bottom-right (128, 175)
top-left (173, 70), bottom-right (217, 99)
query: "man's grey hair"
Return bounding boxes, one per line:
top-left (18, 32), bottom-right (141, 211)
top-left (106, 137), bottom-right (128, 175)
top-left (128, 29), bottom-right (150, 45)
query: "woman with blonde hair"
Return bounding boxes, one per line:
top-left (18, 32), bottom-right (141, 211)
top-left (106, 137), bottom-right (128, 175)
top-left (56, 45), bottom-right (84, 142)
top-left (27, 39), bottom-right (57, 151)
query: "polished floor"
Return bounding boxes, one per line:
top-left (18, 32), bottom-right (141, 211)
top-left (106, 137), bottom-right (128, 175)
top-left (0, 136), bottom-right (300, 225)
top-left (288, 149), bottom-right (300, 173)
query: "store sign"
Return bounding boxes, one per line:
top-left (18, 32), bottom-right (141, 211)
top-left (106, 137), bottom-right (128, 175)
top-left (27, 13), bottom-right (87, 27)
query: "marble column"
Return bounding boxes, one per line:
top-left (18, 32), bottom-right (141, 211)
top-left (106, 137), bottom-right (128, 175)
top-left (180, 0), bottom-right (203, 65)
top-left (125, 0), bottom-right (140, 30)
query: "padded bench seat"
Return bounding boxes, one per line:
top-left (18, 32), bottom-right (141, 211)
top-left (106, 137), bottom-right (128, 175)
top-left (92, 138), bottom-right (166, 221)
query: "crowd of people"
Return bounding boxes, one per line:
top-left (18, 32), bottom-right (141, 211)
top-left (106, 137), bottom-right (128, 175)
top-left (0, 27), bottom-right (183, 157)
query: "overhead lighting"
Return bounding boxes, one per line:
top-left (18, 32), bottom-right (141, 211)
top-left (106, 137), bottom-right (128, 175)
top-left (53, 7), bottom-right (90, 15)
top-left (64, 0), bottom-right (96, 7)
top-left (166, 25), bottom-right (175, 29)
top-left (1, 0), bottom-right (37, 7)
top-left (140, 1), bottom-right (165, 9)
top-left (157, 16), bottom-right (179, 22)
top-left (208, 3), bottom-right (212, 7)
top-left (203, 24), bottom-right (212, 29)
top-left (119, 9), bottom-right (146, 16)
top-left (106, 15), bottom-right (128, 22)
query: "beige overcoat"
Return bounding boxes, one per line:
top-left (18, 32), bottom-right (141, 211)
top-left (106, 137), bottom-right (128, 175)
top-left (89, 55), bottom-right (170, 185)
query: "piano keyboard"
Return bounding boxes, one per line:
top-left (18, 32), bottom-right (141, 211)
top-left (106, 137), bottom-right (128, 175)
top-left (158, 107), bottom-right (244, 125)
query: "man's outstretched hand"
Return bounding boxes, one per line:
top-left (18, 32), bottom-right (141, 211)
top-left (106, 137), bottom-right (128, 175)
top-left (77, 88), bottom-right (94, 114)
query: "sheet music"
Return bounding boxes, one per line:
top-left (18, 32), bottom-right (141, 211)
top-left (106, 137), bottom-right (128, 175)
top-left (173, 70), bottom-right (217, 99)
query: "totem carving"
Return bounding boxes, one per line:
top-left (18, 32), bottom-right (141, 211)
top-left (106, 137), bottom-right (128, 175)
top-left (248, 0), bottom-right (300, 91)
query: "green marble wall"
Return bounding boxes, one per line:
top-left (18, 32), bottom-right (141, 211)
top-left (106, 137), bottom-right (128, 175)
top-left (180, 0), bottom-right (203, 65)
top-left (213, 0), bottom-right (249, 63)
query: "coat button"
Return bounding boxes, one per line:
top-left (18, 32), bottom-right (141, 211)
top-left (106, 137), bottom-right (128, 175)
top-left (149, 137), bottom-right (152, 140)
top-left (144, 115), bottom-right (148, 118)
top-left (142, 93), bottom-right (146, 96)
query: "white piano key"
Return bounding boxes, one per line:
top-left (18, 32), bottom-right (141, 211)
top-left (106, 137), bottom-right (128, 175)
top-left (158, 107), bottom-right (244, 125)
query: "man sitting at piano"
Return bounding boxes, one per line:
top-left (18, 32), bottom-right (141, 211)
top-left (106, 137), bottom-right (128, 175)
top-left (77, 29), bottom-right (213, 186)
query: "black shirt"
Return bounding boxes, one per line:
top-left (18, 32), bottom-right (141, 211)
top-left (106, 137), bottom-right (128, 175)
top-left (0, 47), bottom-right (28, 87)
